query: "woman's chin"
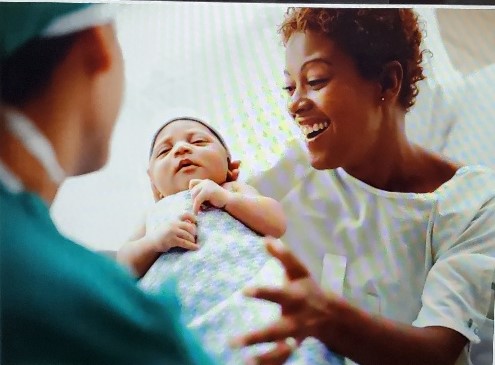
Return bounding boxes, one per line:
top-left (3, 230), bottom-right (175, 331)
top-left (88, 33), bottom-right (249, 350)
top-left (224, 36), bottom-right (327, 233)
top-left (309, 154), bottom-right (337, 171)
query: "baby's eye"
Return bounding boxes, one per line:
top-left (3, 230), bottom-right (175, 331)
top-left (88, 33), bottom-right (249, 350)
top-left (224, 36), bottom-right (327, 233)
top-left (158, 148), bottom-right (170, 156)
top-left (192, 139), bottom-right (207, 145)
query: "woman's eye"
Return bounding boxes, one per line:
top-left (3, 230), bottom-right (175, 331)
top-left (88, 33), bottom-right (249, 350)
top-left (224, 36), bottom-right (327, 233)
top-left (282, 85), bottom-right (295, 95)
top-left (308, 79), bottom-right (328, 88)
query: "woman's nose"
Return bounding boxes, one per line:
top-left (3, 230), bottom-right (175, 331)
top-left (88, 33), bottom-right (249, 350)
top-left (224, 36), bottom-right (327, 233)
top-left (288, 90), bottom-right (312, 118)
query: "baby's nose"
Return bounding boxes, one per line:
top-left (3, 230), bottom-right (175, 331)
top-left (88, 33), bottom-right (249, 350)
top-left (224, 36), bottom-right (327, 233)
top-left (173, 141), bottom-right (192, 156)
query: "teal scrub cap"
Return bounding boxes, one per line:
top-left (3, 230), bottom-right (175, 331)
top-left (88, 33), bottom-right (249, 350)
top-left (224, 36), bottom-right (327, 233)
top-left (0, 3), bottom-right (118, 62)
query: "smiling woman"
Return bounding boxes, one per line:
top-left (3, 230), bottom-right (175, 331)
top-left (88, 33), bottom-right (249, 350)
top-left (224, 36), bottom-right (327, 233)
top-left (281, 9), bottom-right (428, 175)
top-left (232, 7), bottom-right (495, 365)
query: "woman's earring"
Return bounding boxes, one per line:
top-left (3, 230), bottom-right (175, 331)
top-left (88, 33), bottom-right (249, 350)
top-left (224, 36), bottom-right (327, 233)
top-left (381, 96), bottom-right (385, 102)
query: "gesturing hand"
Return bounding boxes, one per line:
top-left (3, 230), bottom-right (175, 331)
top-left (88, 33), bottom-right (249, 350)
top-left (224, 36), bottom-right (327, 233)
top-left (230, 238), bottom-right (336, 365)
top-left (147, 212), bottom-right (199, 252)
top-left (189, 179), bottom-right (232, 214)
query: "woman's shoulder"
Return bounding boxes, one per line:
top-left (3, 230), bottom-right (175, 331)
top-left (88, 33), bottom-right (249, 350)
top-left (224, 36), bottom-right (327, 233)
top-left (431, 164), bottom-right (495, 258)
top-left (435, 164), bottom-right (495, 209)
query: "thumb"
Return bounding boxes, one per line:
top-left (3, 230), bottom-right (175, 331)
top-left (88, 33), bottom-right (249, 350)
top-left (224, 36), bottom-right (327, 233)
top-left (180, 211), bottom-right (197, 224)
top-left (189, 179), bottom-right (202, 190)
top-left (265, 238), bottom-right (310, 281)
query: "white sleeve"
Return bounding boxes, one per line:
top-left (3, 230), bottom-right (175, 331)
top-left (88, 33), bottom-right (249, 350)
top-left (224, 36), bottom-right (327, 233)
top-left (413, 169), bottom-right (495, 345)
top-left (246, 138), bottom-right (310, 201)
top-left (413, 253), bottom-right (495, 343)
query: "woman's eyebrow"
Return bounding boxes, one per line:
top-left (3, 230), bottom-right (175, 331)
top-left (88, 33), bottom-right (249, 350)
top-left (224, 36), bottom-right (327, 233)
top-left (284, 58), bottom-right (333, 76)
top-left (301, 58), bottom-right (332, 71)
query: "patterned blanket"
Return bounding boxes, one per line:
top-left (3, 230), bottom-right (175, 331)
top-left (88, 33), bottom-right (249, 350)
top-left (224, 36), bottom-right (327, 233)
top-left (139, 190), bottom-right (343, 365)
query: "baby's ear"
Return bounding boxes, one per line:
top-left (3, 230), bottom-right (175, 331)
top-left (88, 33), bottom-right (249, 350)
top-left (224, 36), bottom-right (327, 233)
top-left (150, 183), bottom-right (162, 202)
top-left (147, 169), bottom-right (162, 201)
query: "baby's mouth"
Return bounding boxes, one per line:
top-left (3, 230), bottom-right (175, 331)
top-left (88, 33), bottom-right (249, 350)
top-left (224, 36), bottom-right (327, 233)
top-left (176, 159), bottom-right (198, 172)
top-left (300, 121), bottom-right (330, 140)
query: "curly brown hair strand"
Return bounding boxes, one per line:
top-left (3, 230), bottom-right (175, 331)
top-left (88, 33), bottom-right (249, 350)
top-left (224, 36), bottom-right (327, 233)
top-left (279, 8), bottom-right (428, 110)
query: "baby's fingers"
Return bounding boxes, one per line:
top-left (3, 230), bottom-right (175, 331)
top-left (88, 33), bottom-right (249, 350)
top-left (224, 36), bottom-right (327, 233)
top-left (176, 227), bottom-right (196, 244)
top-left (180, 212), bottom-right (197, 224)
top-left (192, 191), bottom-right (208, 215)
top-left (189, 179), bottom-right (203, 190)
top-left (178, 220), bottom-right (197, 238)
top-left (174, 238), bottom-right (199, 251)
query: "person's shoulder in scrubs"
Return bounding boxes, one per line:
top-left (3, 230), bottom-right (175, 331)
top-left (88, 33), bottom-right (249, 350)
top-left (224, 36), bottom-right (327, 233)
top-left (0, 183), bottom-right (217, 365)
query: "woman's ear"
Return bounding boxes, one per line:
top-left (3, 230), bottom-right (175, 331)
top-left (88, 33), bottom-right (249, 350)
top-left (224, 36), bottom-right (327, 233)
top-left (379, 61), bottom-right (403, 102)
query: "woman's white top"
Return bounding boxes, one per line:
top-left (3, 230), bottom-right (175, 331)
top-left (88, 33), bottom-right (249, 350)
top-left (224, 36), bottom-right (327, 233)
top-left (249, 141), bottom-right (495, 365)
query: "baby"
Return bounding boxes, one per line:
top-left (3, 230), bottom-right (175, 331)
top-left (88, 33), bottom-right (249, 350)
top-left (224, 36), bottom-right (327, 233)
top-left (117, 117), bottom-right (342, 365)
top-left (117, 117), bottom-right (286, 277)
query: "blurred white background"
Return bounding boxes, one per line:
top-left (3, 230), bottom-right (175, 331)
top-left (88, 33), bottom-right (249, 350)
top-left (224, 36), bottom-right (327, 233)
top-left (49, 3), bottom-right (495, 251)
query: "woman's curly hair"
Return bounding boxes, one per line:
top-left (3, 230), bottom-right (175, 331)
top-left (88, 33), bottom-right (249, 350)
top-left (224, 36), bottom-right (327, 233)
top-left (279, 8), bottom-right (428, 110)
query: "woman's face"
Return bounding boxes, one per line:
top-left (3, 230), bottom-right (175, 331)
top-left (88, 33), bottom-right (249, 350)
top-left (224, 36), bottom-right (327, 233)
top-left (284, 30), bottom-right (383, 171)
top-left (148, 120), bottom-right (229, 199)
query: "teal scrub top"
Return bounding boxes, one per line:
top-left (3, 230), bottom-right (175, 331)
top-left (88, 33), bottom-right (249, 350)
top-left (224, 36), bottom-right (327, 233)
top-left (0, 182), bottom-right (218, 365)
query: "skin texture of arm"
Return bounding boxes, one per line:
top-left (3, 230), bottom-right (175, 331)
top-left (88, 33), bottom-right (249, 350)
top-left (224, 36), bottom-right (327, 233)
top-left (232, 239), bottom-right (468, 365)
top-left (223, 181), bottom-right (287, 238)
top-left (117, 211), bottom-right (198, 278)
top-left (116, 222), bottom-right (158, 277)
top-left (320, 301), bottom-right (467, 365)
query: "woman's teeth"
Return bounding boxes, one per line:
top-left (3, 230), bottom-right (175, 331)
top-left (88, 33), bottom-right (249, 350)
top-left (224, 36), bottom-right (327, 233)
top-left (300, 121), bottom-right (330, 140)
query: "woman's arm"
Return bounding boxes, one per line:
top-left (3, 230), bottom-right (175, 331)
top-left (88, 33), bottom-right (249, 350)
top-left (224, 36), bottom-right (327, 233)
top-left (320, 301), bottom-right (467, 365)
top-left (232, 239), bottom-right (468, 365)
top-left (223, 181), bottom-right (287, 238)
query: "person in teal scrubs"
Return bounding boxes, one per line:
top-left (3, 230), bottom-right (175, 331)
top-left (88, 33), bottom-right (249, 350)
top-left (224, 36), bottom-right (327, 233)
top-left (0, 4), bottom-right (217, 365)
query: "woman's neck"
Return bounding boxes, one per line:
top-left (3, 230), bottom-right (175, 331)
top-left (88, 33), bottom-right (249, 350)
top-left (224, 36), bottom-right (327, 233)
top-left (342, 113), bottom-right (458, 194)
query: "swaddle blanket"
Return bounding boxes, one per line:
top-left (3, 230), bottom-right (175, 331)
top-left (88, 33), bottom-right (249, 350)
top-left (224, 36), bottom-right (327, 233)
top-left (139, 190), bottom-right (343, 365)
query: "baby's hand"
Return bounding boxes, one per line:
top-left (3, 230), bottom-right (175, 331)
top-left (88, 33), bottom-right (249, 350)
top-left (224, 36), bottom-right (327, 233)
top-left (189, 179), bottom-right (231, 214)
top-left (147, 212), bottom-right (199, 252)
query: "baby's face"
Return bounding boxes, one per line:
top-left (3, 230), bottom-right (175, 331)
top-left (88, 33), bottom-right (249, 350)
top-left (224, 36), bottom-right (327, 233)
top-left (148, 120), bottom-right (229, 199)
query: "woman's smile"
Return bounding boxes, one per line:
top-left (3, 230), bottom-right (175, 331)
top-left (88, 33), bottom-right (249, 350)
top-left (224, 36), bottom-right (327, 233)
top-left (298, 120), bottom-right (331, 141)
